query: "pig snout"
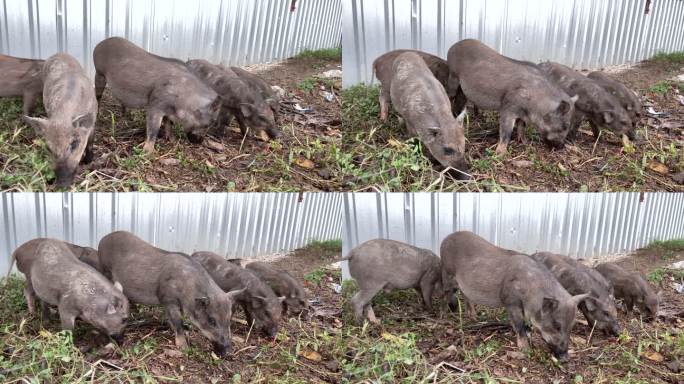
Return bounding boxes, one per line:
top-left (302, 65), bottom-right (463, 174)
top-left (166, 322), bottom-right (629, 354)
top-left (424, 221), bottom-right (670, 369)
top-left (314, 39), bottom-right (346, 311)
top-left (267, 325), bottom-right (279, 338)
top-left (609, 322), bottom-right (622, 336)
top-left (54, 164), bottom-right (78, 187)
top-left (266, 127), bottom-right (282, 139)
top-left (212, 337), bottom-right (232, 357)
top-left (549, 340), bottom-right (568, 361)
top-left (111, 333), bottom-right (125, 345)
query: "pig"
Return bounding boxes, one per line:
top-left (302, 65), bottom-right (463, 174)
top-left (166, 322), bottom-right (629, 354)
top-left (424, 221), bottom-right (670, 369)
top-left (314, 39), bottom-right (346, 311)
top-left (587, 71), bottom-right (642, 127)
top-left (531, 252), bottom-right (621, 336)
top-left (447, 39), bottom-right (577, 155)
top-left (341, 239), bottom-right (442, 325)
top-left (7, 238), bottom-right (100, 276)
top-left (191, 251), bottom-right (284, 338)
top-left (230, 66), bottom-right (281, 120)
top-left (390, 51), bottom-right (468, 175)
top-left (23, 53), bottom-right (98, 187)
top-left (538, 62), bottom-right (633, 140)
top-left (373, 49), bottom-right (450, 121)
top-left (97, 231), bottom-right (243, 356)
top-left (10, 238), bottom-right (129, 342)
top-left (0, 55), bottom-right (44, 115)
top-left (245, 261), bottom-right (308, 315)
top-left (186, 60), bottom-right (280, 140)
top-left (441, 231), bottom-right (589, 359)
top-left (93, 37), bottom-right (221, 153)
top-left (594, 262), bottom-right (659, 321)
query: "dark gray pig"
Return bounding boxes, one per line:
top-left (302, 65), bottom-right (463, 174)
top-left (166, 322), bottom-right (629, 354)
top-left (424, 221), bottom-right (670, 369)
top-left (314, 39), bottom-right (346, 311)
top-left (595, 262), bottom-right (659, 321)
top-left (390, 51), bottom-right (468, 174)
top-left (191, 251), bottom-right (284, 338)
top-left (97, 231), bottom-right (243, 356)
top-left (341, 239), bottom-right (442, 324)
top-left (441, 231), bottom-right (589, 360)
top-left (230, 66), bottom-right (281, 120)
top-left (23, 53), bottom-right (98, 187)
top-left (93, 37), bottom-right (220, 153)
top-left (531, 252), bottom-right (620, 336)
top-left (587, 71), bottom-right (642, 127)
top-left (186, 59), bottom-right (279, 139)
top-left (11, 238), bottom-right (129, 342)
top-left (373, 49), bottom-right (449, 121)
top-left (245, 261), bottom-right (308, 315)
top-left (0, 54), bottom-right (44, 115)
top-left (447, 39), bottom-right (577, 155)
top-left (538, 62), bottom-right (633, 140)
top-left (7, 238), bottom-right (100, 275)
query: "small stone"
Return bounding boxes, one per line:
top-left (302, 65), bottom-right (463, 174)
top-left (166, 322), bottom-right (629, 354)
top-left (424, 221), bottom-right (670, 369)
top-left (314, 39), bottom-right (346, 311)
top-left (672, 171), bottom-right (684, 184)
top-left (666, 359), bottom-right (681, 373)
top-left (317, 168), bottom-right (331, 179)
top-left (506, 350), bottom-right (526, 360)
top-left (159, 158), bottom-right (180, 166)
top-left (512, 160), bottom-right (533, 168)
top-left (205, 139), bottom-right (225, 152)
top-left (164, 348), bottom-right (184, 358)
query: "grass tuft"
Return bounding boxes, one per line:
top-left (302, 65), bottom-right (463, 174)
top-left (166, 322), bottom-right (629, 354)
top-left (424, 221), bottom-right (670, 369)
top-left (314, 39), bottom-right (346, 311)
top-left (304, 239), bottom-right (342, 253)
top-left (295, 47), bottom-right (341, 61)
top-left (647, 238), bottom-right (684, 252)
top-left (650, 51), bottom-right (684, 63)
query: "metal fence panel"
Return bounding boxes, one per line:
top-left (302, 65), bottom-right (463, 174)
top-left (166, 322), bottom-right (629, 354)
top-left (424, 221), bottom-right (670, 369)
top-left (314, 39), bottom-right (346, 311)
top-left (341, 192), bottom-right (684, 278)
top-left (343, 0), bottom-right (684, 86)
top-left (1, 192), bottom-right (343, 274)
top-left (1, 0), bottom-right (342, 76)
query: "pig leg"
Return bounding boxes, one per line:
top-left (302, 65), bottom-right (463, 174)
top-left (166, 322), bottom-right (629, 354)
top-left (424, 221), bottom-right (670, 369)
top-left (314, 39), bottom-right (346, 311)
top-left (40, 300), bottom-right (51, 322)
top-left (82, 132), bottom-right (95, 164)
top-left (22, 92), bottom-right (39, 116)
top-left (495, 111), bottom-right (517, 156)
top-left (366, 306), bottom-right (378, 324)
top-left (235, 113), bottom-right (249, 137)
top-left (351, 285), bottom-right (383, 325)
top-left (242, 303), bottom-right (255, 329)
top-left (588, 120), bottom-right (601, 139)
top-left (506, 304), bottom-right (530, 351)
top-left (379, 89), bottom-right (390, 121)
top-left (94, 71), bottom-right (106, 102)
top-left (57, 300), bottom-right (78, 330)
top-left (165, 304), bottom-right (188, 349)
top-left (160, 117), bottom-right (173, 140)
top-left (514, 119), bottom-right (527, 143)
top-left (418, 278), bottom-right (435, 310)
top-left (23, 282), bottom-right (36, 314)
top-left (142, 109), bottom-right (164, 153)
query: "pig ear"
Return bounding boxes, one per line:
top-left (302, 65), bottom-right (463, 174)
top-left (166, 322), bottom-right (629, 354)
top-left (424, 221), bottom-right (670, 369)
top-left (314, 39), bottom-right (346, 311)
top-left (239, 103), bottom-right (254, 118)
top-left (72, 113), bottom-right (93, 129)
top-left (557, 100), bottom-right (571, 115)
top-left (278, 296), bottom-right (286, 304)
top-left (23, 116), bottom-right (49, 136)
top-left (569, 293), bottom-right (591, 308)
top-left (210, 97), bottom-right (222, 111)
top-left (570, 94), bottom-right (579, 103)
top-left (542, 297), bottom-right (559, 314)
top-left (195, 296), bottom-right (210, 308)
top-left (602, 111), bottom-right (614, 124)
top-left (583, 296), bottom-right (597, 311)
top-left (114, 281), bottom-right (123, 293)
top-left (225, 288), bottom-right (246, 302)
top-left (106, 302), bottom-right (117, 315)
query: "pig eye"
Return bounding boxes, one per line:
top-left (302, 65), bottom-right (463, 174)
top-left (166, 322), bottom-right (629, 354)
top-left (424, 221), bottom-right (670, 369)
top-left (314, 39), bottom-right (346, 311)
top-left (69, 138), bottom-right (80, 151)
top-left (207, 316), bottom-right (217, 327)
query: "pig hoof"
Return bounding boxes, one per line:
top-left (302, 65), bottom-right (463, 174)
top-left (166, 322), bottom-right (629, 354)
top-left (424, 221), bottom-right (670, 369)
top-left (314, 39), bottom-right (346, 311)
top-left (142, 142), bottom-right (155, 154)
top-left (495, 144), bottom-right (508, 157)
top-left (213, 342), bottom-right (231, 357)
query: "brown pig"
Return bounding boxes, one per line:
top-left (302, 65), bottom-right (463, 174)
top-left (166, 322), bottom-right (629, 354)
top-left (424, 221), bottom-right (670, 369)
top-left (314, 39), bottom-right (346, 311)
top-left (441, 231), bottom-right (589, 360)
top-left (390, 51), bottom-right (468, 175)
top-left (341, 239), bottom-right (442, 325)
top-left (594, 262), bottom-right (659, 321)
top-left (0, 54), bottom-right (44, 115)
top-left (447, 39), bottom-right (577, 155)
top-left (373, 49), bottom-right (449, 121)
top-left (23, 53), bottom-right (98, 187)
top-left (192, 251), bottom-right (284, 338)
top-left (587, 71), bottom-right (642, 128)
top-left (97, 231), bottom-right (243, 356)
top-left (531, 252), bottom-right (621, 336)
top-left (93, 37), bottom-right (220, 153)
top-left (538, 62), bottom-right (633, 140)
top-left (245, 261), bottom-right (308, 315)
top-left (10, 238), bottom-right (129, 342)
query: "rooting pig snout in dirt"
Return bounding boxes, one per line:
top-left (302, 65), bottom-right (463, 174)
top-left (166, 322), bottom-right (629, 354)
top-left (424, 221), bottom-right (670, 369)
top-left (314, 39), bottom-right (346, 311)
top-left (0, 54), bottom-right (44, 116)
top-left (93, 37), bottom-right (220, 154)
top-left (389, 52), bottom-right (468, 176)
top-left (192, 252), bottom-right (284, 338)
top-left (10, 238), bottom-right (129, 341)
top-left (342, 239), bottom-right (442, 325)
top-left (531, 252), bottom-right (621, 336)
top-left (373, 49), bottom-right (450, 121)
top-left (98, 231), bottom-right (243, 356)
top-left (538, 61), bottom-right (634, 140)
top-left (245, 261), bottom-right (309, 315)
top-left (595, 262), bottom-right (660, 321)
top-left (441, 231), bottom-right (590, 359)
top-left (447, 39), bottom-right (577, 156)
top-left (230, 66), bottom-right (282, 123)
top-left (23, 53), bottom-right (98, 188)
top-left (587, 71), bottom-right (643, 128)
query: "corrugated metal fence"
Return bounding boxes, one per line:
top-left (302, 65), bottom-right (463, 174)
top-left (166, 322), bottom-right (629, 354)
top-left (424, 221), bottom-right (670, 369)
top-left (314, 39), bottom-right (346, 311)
top-left (0, 0), bottom-right (341, 74)
top-left (342, 192), bottom-right (684, 277)
top-left (343, 0), bottom-right (684, 86)
top-left (1, 192), bottom-right (343, 274)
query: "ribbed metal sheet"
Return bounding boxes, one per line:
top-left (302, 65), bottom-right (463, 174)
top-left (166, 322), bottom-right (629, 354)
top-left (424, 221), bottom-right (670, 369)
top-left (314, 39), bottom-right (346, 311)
top-left (343, 0), bottom-right (684, 86)
top-left (1, 192), bottom-right (343, 274)
top-left (0, 0), bottom-right (341, 75)
top-left (342, 192), bottom-right (684, 277)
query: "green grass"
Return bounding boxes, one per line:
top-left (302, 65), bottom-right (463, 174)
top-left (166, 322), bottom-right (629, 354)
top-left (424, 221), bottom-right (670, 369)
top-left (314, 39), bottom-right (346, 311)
top-left (650, 51), bottom-right (684, 63)
top-left (647, 238), bottom-right (684, 252)
top-left (303, 239), bottom-right (342, 253)
top-left (294, 47), bottom-right (341, 61)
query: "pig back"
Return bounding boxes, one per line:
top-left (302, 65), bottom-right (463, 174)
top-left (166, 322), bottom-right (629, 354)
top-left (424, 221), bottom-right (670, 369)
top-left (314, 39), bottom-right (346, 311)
top-left (373, 49), bottom-right (448, 89)
top-left (41, 53), bottom-right (97, 118)
top-left (0, 55), bottom-right (44, 96)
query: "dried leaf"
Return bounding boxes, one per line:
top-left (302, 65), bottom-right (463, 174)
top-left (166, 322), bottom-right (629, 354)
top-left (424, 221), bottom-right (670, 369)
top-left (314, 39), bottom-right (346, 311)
top-left (164, 348), bottom-right (184, 358)
top-left (295, 157), bottom-right (315, 169)
top-left (622, 135), bottom-right (635, 154)
top-left (299, 348), bottom-right (322, 362)
top-left (258, 130), bottom-right (271, 142)
top-left (647, 161), bottom-right (669, 175)
top-left (159, 158), bottom-right (180, 166)
top-left (512, 160), bottom-right (533, 168)
top-left (387, 138), bottom-right (404, 148)
top-left (643, 350), bottom-right (664, 362)
top-left (205, 139), bottom-right (225, 152)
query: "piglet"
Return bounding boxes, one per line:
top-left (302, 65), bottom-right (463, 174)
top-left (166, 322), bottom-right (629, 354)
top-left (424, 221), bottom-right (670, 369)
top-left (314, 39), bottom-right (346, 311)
top-left (0, 54), bottom-right (44, 115)
top-left (245, 261), bottom-right (308, 315)
top-left (595, 262), bottom-right (659, 321)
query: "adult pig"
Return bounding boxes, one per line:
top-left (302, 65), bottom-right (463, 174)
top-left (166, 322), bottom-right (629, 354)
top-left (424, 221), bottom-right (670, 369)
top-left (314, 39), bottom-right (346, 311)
top-left (587, 71), bottom-right (642, 126)
top-left (185, 60), bottom-right (279, 139)
top-left (93, 37), bottom-right (220, 153)
top-left (342, 239), bottom-right (442, 324)
top-left (447, 39), bottom-right (577, 155)
top-left (245, 261), bottom-right (308, 314)
top-left (11, 238), bottom-right (129, 342)
top-left (441, 231), bottom-right (589, 359)
top-left (0, 54), bottom-right (44, 115)
top-left (594, 262), bottom-right (659, 321)
top-left (98, 231), bottom-right (242, 356)
top-left (23, 53), bottom-right (98, 187)
top-left (373, 49), bottom-right (449, 121)
top-left (230, 66), bottom-right (281, 120)
top-left (531, 252), bottom-right (620, 336)
top-left (538, 62), bottom-right (633, 140)
top-left (390, 51), bottom-right (467, 175)
top-left (192, 251), bottom-right (284, 338)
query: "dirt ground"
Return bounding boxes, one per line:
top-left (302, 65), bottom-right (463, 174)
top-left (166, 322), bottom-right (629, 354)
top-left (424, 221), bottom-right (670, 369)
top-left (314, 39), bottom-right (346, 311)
top-left (341, 55), bottom-right (684, 192)
top-left (0, 54), bottom-right (341, 192)
top-left (1, 242), bottom-right (683, 383)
